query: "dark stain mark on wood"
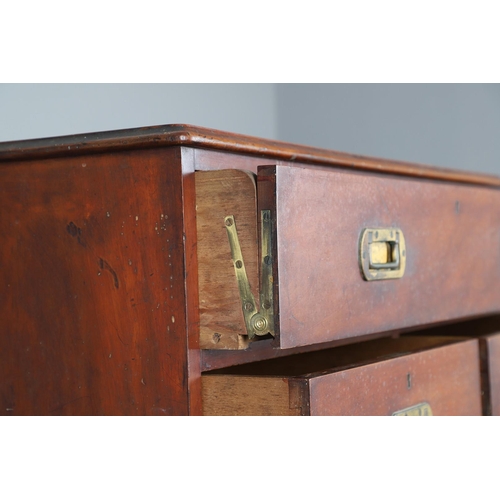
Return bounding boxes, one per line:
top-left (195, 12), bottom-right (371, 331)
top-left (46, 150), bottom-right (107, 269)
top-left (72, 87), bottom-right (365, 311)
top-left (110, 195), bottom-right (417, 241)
top-left (99, 257), bottom-right (119, 289)
top-left (66, 221), bottom-right (79, 237)
top-left (66, 221), bottom-right (86, 247)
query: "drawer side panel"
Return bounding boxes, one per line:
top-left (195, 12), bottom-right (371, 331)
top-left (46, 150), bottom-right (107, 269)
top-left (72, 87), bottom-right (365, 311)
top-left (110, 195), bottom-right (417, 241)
top-left (482, 334), bottom-right (500, 416)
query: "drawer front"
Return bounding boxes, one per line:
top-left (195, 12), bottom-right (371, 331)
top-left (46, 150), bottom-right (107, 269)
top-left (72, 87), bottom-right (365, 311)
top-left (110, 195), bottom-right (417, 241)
top-left (202, 339), bottom-right (482, 416)
top-left (309, 339), bottom-right (481, 416)
top-left (259, 165), bottom-right (500, 349)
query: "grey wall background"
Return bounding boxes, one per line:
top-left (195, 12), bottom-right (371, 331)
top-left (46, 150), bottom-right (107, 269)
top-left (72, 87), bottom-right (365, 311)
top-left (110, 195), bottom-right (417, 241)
top-left (0, 84), bottom-right (277, 143)
top-left (276, 84), bottom-right (500, 175)
top-left (1, 84), bottom-right (499, 175)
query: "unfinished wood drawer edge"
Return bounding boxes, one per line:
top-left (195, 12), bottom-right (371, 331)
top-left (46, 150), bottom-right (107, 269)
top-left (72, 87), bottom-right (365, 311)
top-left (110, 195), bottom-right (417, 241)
top-left (196, 170), bottom-right (258, 350)
top-left (202, 375), bottom-right (306, 416)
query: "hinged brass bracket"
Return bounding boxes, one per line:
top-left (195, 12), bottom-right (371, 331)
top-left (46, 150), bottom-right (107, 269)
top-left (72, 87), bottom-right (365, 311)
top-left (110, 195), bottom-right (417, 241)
top-left (225, 211), bottom-right (275, 340)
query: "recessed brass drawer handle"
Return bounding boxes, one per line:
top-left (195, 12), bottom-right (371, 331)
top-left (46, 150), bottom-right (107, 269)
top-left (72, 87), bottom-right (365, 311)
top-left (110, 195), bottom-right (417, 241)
top-left (360, 228), bottom-right (406, 281)
top-left (369, 241), bottom-right (400, 270)
top-left (393, 402), bottom-right (432, 416)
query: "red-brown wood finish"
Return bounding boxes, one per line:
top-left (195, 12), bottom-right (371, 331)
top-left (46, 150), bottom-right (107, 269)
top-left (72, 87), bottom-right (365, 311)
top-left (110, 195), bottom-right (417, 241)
top-left (201, 315), bottom-right (500, 371)
top-left (258, 164), bottom-right (500, 349)
top-left (308, 339), bottom-right (481, 416)
top-left (2, 124), bottom-right (499, 416)
top-left (203, 337), bottom-right (481, 415)
top-left (0, 147), bottom-right (193, 415)
top-left (1, 124), bottom-right (499, 187)
top-left (180, 147), bottom-right (203, 415)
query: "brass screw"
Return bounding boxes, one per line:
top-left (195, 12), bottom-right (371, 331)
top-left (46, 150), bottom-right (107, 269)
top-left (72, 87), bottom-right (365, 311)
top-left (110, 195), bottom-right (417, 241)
top-left (225, 218), bottom-right (233, 226)
top-left (244, 302), bottom-right (253, 311)
top-left (235, 260), bottom-right (243, 269)
top-left (251, 314), bottom-right (268, 333)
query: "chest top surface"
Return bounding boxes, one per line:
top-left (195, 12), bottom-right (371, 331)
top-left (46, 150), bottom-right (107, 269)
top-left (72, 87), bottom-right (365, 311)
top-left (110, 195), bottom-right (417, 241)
top-left (0, 123), bottom-right (499, 187)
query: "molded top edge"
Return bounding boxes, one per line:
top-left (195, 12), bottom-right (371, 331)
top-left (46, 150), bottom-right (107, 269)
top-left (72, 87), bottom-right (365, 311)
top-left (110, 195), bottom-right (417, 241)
top-left (0, 123), bottom-right (498, 187)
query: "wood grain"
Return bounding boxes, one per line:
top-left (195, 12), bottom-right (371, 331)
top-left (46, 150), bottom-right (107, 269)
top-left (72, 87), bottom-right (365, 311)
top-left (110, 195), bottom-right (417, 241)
top-left (309, 339), bottom-right (481, 415)
top-left (203, 339), bottom-right (482, 415)
top-left (201, 314), bottom-right (500, 371)
top-left (0, 147), bottom-right (191, 415)
top-left (1, 124), bottom-right (499, 187)
top-left (2, 124), bottom-right (499, 416)
top-left (195, 170), bottom-right (258, 349)
top-left (202, 376), bottom-right (303, 416)
top-left (180, 147), bottom-right (203, 415)
top-left (258, 164), bottom-right (500, 349)
top-left (207, 335), bottom-right (464, 377)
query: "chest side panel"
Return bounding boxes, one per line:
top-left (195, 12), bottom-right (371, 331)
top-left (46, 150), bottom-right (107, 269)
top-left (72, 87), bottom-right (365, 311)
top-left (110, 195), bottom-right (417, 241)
top-left (0, 148), bottom-right (190, 415)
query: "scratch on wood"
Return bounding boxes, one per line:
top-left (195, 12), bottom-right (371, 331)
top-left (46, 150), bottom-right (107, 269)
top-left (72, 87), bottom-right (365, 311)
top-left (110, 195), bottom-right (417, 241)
top-left (99, 257), bottom-right (119, 289)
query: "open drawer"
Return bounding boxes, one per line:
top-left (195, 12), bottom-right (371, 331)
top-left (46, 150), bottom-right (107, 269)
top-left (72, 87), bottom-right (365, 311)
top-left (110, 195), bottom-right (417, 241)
top-left (196, 165), bottom-right (500, 350)
top-left (202, 336), bottom-right (482, 416)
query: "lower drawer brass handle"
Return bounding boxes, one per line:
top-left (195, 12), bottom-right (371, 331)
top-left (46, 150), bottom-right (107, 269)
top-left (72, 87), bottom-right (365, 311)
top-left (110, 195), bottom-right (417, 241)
top-left (393, 402), bottom-right (432, 416)
top-left (359, 228), bottom-right (406, 281)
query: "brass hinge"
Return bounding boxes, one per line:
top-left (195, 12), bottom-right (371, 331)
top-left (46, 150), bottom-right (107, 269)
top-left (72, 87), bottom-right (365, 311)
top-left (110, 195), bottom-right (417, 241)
top-left (225, 210), bottom-right (275, 340)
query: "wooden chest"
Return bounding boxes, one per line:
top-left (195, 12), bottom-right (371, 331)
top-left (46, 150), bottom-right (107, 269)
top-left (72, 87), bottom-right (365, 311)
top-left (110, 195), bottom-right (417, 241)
top-left (1, 124), bottom-right (499, 415)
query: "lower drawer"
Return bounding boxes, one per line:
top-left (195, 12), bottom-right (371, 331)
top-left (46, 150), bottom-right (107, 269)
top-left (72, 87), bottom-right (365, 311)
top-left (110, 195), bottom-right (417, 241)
top-left (202, 337), bottom-right (482, 415)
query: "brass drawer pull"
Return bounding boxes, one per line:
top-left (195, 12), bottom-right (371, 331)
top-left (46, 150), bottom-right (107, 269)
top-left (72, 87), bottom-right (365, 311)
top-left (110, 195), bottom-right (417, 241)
top-left (360, 228), bottom-right (406, 281)
top-left (393, 402), bottom-right (433, 416)
top-left (369, 241), bottom-right (400, 270)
